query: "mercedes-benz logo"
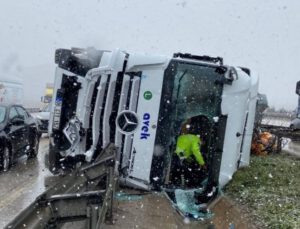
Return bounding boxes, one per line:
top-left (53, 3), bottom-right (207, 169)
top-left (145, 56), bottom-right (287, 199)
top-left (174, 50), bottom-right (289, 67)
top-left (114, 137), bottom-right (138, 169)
top-left (116, 110), bottom-right (139, 134)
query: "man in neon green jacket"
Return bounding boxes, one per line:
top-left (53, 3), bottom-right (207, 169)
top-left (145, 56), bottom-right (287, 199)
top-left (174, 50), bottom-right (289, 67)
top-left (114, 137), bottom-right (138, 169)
top-left (175, 134), bottom-right (205, 167)
top-left (171, 134), bottom-right (206, 188)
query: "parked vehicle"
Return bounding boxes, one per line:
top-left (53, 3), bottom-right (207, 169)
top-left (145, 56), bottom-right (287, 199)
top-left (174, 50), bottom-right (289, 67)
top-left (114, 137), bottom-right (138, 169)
top-left (0, 104), bottom-right (40, 172)
top-left (32, 103), bottom-right (51, 133)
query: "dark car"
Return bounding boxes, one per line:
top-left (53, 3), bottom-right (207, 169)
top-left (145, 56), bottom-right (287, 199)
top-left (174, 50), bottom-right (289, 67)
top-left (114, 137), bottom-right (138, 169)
top-left (0, 104), bottom-right (41, 172)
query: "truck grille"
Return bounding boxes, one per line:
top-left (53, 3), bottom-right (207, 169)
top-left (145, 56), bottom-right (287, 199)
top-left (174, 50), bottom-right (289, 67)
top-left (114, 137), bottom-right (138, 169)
top-left (96, 69), bottom-right (141, 170)
top-left (81, 51), bottom-right (141, 173)
top-left (118, 74), bottom-right (141, 170)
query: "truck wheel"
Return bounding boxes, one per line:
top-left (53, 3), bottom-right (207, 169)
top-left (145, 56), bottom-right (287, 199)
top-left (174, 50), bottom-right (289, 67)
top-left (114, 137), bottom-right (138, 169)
top-left (1, 146), bottom-right (11, 172)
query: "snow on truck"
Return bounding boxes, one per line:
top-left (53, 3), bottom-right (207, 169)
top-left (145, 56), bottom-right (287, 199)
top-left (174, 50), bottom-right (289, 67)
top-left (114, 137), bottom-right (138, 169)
top-left (48, 47), bottom-right (258, 194)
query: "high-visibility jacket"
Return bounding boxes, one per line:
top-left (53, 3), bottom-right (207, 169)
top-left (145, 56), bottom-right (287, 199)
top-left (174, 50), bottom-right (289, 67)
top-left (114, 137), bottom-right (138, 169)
top-left (175, 134), bottom-right (205, 166)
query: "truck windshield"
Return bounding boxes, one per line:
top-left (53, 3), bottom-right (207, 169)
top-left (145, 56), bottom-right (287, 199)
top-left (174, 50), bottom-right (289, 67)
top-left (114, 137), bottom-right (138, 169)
top-left (157, 60), bottom-right (224, 140)
top-left (0, 106), bottom-right (6, 123)
top-left (156, 60), bottom-right (225, 135)
top-left (156, 60), bottom-right (225, 136)
top-left (173, 62), bottom-right (223, 121)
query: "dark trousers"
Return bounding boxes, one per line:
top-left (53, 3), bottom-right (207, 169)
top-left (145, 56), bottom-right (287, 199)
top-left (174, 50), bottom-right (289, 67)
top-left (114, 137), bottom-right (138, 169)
top-left (170, 154), bottom-right (206, 188)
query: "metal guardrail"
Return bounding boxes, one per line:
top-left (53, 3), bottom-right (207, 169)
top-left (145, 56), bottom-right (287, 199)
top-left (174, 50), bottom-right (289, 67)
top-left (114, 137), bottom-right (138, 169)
top-left (5, 144), bottom-right (117, 229)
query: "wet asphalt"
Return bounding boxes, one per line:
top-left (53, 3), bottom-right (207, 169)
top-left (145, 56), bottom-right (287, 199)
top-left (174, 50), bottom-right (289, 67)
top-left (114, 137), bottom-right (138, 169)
top-left (0, 137), bottom-right (57, 228)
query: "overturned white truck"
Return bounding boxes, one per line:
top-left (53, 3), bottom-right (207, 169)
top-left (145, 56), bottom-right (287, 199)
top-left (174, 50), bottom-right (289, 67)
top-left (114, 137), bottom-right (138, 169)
top-left (49, 48), bottom-right (258, 195)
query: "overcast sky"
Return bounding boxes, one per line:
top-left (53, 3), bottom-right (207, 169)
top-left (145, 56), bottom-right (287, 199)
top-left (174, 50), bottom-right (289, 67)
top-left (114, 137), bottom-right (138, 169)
top-left (0, 0), bottom-right (299, 109)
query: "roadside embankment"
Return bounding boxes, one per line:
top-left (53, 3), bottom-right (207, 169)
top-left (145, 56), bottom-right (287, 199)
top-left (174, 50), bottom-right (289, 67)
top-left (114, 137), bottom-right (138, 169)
top-left (225, 154), bottom-right (300, 229)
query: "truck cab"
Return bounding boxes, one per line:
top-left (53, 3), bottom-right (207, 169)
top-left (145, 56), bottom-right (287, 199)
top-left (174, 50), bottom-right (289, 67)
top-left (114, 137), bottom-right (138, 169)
top-left (49, 48), bottom-right (258, 193)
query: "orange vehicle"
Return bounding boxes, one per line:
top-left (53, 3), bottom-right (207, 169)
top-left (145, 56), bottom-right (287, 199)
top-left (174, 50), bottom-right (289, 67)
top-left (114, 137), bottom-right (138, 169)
top-left (251, 131), bottom-right (277, 156)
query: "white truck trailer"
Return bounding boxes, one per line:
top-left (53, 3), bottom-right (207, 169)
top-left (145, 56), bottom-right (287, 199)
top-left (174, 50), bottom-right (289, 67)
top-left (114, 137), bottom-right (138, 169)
top-left (0, 76), bottom-right (23, 105)
top-left (48, 48), bottom-right (258, 194)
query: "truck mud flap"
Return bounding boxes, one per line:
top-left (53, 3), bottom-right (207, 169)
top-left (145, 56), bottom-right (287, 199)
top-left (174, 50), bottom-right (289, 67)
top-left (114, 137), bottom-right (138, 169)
top-left (5, 144), bottom-right (117, 229)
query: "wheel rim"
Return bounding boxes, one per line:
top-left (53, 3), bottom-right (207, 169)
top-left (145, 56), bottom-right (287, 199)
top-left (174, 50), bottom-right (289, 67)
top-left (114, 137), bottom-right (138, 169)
top-left (3, 148), bottom-right (10, 171)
